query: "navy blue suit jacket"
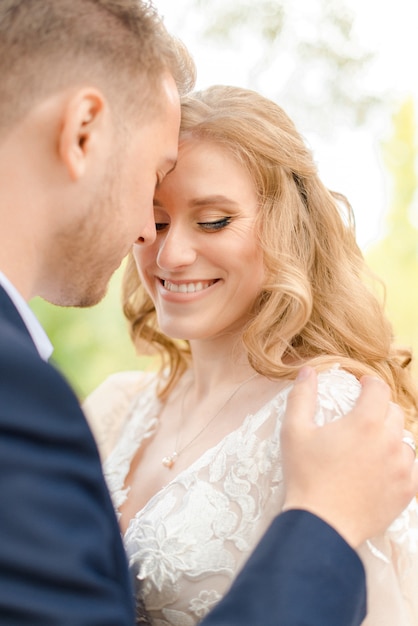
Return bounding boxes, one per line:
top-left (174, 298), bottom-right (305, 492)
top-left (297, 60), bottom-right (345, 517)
top-left (201, 509), bottom-right (366, 626)
top-left (0, 286), bottom-right (366, 625)
top-left (0, 287), bottom-right (135, 625)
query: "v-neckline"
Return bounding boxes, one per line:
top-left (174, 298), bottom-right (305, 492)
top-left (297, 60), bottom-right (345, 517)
top-left (113, 378), bottom-right (293, 536)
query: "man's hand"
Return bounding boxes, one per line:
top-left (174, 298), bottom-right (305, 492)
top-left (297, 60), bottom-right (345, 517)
top-left (281, 367), bottom-right (418, 548)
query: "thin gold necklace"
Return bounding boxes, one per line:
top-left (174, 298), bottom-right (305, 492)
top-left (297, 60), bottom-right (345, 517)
top-left (162, 372), bottom-right (258, 469)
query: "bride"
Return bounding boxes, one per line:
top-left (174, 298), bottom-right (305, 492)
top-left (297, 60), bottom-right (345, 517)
top-left (85, 85), bottom-right (418, 625)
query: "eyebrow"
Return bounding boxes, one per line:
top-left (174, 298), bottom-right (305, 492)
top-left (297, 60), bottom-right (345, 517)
top-left (153, 194), bottom-right (240, 209)
top-left (189, 195), bottom-right (240, 208)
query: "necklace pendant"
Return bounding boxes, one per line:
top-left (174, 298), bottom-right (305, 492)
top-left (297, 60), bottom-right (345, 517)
top-left (162, 452), bottom-right (178, 469)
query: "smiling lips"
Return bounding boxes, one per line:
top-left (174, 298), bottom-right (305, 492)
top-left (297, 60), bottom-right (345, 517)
top-left (161, 279), bottom-right (218, 293)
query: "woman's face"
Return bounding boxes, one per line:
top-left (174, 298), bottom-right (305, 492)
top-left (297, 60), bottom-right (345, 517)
top-left (133, 138), bottom-right (265, 342)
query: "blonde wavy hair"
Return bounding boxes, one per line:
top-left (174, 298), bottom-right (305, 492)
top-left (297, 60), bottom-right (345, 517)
top-left (123, 85), bottom-right (418, 433)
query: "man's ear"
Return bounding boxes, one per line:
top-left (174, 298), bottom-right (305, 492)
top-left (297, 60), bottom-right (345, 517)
top-left (58, 89), bottom-right (107, 181)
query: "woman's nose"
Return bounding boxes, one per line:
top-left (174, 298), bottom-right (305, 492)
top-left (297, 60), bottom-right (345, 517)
top-left (156, 227), bottom-right (197, 270)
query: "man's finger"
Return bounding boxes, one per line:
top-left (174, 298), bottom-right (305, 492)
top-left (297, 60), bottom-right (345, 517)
top-left (282, 367), bottom-right (318, 437)
top-left (347, 376), bottom-right (392, 425)
top-left (402, 429), bottom-right (417, 458)
top-left (412, 461), bottom-right (418, 494)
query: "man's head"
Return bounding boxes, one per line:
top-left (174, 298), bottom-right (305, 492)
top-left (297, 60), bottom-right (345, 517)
top-left (0, 0), bottom-right (195, 306)
top-left (0, 0), bottom-right (194, 136)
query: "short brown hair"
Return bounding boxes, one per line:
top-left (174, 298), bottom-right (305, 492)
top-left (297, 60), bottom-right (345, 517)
top-left (0, 0), bottom-right (195, 133)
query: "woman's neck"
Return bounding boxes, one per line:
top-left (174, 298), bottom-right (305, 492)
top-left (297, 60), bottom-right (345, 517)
top-left (187, 335), bottom-right (255, 398)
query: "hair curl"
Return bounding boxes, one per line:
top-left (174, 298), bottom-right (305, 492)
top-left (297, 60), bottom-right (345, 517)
top-left (123, 85), bottom-right (418, 434)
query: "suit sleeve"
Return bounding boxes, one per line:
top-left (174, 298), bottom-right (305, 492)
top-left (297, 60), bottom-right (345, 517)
top-left (201, 509), bottom-right (367, 626)
top-left (0, 328), bottom-right (135, 625)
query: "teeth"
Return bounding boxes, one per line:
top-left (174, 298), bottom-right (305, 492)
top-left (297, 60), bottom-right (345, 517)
top-left (163, 280), bottom-right (214, 293)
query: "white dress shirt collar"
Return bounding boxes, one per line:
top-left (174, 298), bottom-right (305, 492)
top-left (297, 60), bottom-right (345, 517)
top-left (0, 272), bottom-right (53, 361)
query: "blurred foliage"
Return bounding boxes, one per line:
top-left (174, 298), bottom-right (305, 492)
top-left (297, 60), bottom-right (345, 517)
top-left (366, 98), bottom-right (418, 373)
top-left (190, 0), bottom-right (382, 131)
top-left (30, 261), bottom-right (154, 400)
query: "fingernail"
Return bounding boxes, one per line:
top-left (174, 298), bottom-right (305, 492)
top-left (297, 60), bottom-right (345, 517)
top-left (296, 366), bottom-right (313, 382)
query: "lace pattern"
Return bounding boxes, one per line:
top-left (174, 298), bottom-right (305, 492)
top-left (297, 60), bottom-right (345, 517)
top-left (93, 367), bottom-right (418, 626)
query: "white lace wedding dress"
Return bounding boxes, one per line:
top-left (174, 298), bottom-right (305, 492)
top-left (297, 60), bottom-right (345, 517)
top-left (84, 367), bottom-right (418, 626)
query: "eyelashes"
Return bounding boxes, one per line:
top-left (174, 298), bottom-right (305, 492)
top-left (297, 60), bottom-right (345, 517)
top-left (197, 217), bottom-right (232, 231)
top-left (155, 217), bottom-right (232, 233)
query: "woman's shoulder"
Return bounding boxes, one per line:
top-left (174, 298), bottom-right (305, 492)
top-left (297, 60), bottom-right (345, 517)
top-left (316, 365), bottom-right (360, 393)
top-left (314, 366), bottom-right (361, 425)
top-left (250, 366), bottom-right (361, 433)
top-left (83, 369), bottom-right (158, 460)
top-left (84, 369), bottom-right (157, 416)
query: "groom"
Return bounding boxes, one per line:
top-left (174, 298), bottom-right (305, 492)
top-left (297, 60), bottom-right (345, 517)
top-left (0, 1), bottom-right (417, 625)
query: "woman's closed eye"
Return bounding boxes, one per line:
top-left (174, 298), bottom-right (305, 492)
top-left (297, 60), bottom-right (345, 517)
top-left (198, 217), bottom-right (231, 231)
top-left (155, 217), bottom-right (232, 233)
